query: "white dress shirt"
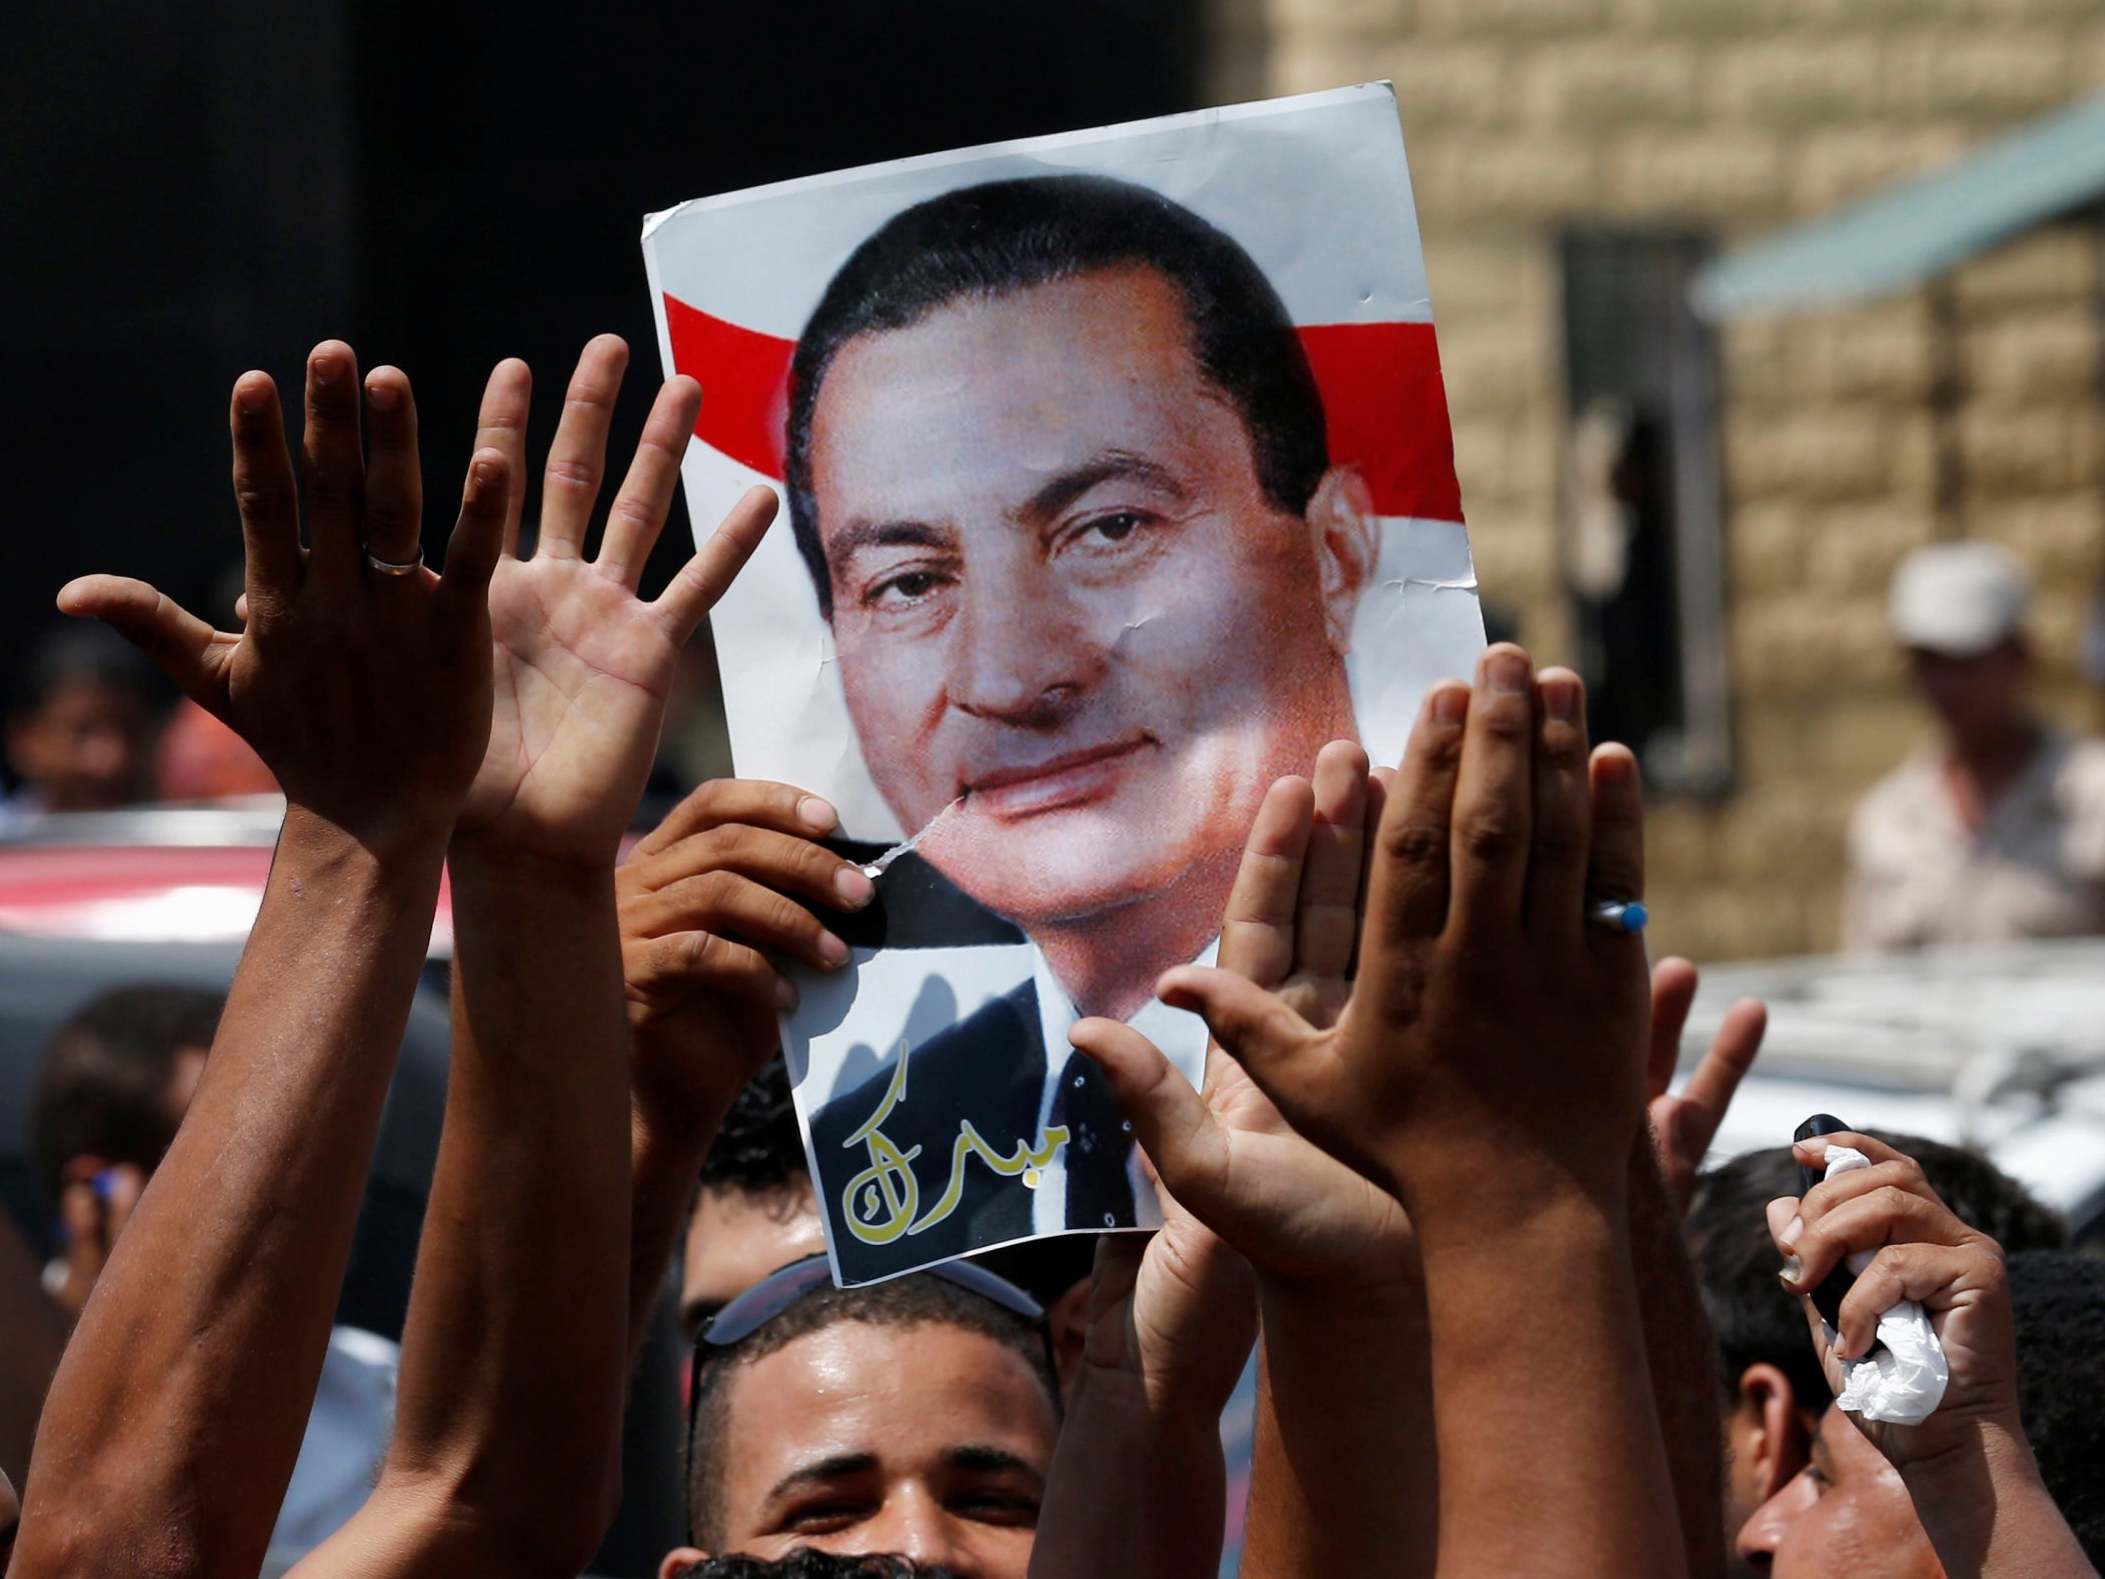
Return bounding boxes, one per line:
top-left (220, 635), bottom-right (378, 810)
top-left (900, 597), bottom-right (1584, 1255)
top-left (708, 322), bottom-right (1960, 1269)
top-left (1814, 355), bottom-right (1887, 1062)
top-left (1027, 938), bottom-right (1218, 1236)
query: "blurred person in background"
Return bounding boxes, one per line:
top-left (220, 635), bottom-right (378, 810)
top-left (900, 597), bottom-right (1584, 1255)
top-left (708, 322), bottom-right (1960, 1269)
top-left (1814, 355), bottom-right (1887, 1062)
top-left (1685, 1132), bottom-right (2066, 1578)
top-left (155, 698), bottom-right (277, 800)
top-left (2, 624), bottom-right (157, 831)
top-left (21, 982), bottom-right (399, 1565)
top-left (1846, 541), bottom-right (2105, 950)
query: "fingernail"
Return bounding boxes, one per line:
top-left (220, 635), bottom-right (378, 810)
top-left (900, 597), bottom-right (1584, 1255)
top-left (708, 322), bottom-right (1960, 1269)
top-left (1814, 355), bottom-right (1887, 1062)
top-left (1541, 674), bottom-right (1578, 720)
top-left (818, 931), bottom-right (849, 967)
top-left (473, 458), bottom-right (498, 487)
top-left (834, 865), bottom-right (874, 908)
top-left (1780, 1215), bottom-right (1803, 1248)
top-left (1430, 684), bottom-right (1468, 726)
top-left (366, 378), bottom-right (399, 412)
top-left (313, 356), bottom-right (342, 387)
top-left (798, 795), bottom-right (838, 832)
top-left (1485, 650), bottom-right (1529, 694)
top-left (1831, 1329), bottom-right (1852, 1361)
top-left (1778, 1255), bottom-right (1802, 1285)
top-left (236, 381), bottom-right (269, 415)
top-left (774, 976), bottom-right (798, 1012)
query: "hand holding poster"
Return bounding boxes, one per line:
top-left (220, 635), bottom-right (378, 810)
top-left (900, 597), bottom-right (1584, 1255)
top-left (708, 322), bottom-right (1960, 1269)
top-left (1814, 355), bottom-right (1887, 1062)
top-left (642, 83), bottom-right (1483, 1284)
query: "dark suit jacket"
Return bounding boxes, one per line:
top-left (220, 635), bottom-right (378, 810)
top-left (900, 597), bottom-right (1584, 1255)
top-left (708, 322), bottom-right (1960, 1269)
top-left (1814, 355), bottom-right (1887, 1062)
top-left (810, 978), bottom-right (1137, 1284)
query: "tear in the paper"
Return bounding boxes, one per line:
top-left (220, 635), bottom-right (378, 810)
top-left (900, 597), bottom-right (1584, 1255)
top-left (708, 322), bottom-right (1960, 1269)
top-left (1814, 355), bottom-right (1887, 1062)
top-left (861, 795), bottom-right (966, 880)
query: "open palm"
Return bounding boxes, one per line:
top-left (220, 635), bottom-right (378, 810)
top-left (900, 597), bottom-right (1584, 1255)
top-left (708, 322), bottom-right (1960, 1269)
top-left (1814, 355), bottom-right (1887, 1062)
top-left (454, 338), bottom-right (775, 864)
top-left (1073, 741), bottom-right (1412, 1285)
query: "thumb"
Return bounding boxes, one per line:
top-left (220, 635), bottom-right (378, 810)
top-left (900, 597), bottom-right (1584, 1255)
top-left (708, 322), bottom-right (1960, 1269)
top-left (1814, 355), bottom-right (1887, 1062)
top-left (1069, 1017), bottom-right (1226, 1208)
top-left (56, 577), bottom-right (233, 713)
top-left (1154, 965), bottom-right (1312, 1078)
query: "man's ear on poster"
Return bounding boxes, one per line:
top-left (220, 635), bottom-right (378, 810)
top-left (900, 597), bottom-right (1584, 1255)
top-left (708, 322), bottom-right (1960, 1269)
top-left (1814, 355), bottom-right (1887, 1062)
top-left (1306, 462), bottom-right (1378, 655)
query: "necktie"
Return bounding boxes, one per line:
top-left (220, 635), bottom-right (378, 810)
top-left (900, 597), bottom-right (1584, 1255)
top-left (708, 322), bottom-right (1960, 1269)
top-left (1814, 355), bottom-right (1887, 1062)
top-left (1048, 1050), bottom-right (1137, 1229)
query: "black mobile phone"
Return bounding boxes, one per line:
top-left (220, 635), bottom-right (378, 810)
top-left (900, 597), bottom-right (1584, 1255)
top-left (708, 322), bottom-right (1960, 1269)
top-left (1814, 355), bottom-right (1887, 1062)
top-left (1793, 1113), bottom-right (1857, 1337)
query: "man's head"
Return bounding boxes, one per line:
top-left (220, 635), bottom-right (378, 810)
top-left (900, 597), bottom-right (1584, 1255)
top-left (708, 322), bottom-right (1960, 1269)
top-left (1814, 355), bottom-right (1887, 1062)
top-left (1687, 1133), bottom-right (2064, 1576)
top-left (6, 624), bottom-right (156, 813)
top-left (32, 984), bottom-right (222, 1209)
top-left (664, 1273), bottom-right (1060, 1579)
top-left (1734, 1251), bottom-right (2105, 1574)
top-left (1887, 543), bottom-right (2033, 747)
top-left (785, 175), bottom-right (1375, 931)
top-left (675, 1556), bottom-right (961, 1579)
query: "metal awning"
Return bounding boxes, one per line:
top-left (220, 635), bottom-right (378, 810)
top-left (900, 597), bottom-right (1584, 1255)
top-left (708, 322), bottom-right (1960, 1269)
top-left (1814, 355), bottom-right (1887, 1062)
top-left (1693, 94), bottom-right (2105, 319)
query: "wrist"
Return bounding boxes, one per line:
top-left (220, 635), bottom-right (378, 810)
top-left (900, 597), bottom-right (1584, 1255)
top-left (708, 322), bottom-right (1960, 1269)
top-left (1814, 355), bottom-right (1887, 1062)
top-left (1897, 1410), bottom-right (2039, 1494)
top-left (1402, 1162), bottom-right (1630, 1255)
top-left (278, 803), bottom-right (450, 882)
top-left (448, 834), bottom-right (619, 893)
top-left (1075, 1355), bottom-right (1235, 1435)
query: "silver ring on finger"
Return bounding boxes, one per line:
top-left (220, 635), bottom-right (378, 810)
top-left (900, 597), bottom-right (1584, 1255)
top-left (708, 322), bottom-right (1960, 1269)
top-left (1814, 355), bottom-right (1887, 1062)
top-left (363, 545), bottom-right (425, 577)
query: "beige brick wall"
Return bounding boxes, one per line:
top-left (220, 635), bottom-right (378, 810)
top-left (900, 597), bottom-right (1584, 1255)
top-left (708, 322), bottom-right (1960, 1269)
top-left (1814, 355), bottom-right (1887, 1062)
top-left (1212, 2), bottom-right (2105, 961)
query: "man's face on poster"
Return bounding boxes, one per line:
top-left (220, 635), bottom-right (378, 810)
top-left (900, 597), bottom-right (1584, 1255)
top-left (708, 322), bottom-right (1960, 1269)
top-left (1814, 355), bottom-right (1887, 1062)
top-left (807, 263), bottom-right (1371, 930)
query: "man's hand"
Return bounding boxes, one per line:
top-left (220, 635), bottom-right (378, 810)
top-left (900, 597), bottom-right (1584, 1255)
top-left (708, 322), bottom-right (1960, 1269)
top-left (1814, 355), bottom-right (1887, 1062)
top-left (1770, 1131), bottom-right (2019, 1468)
top-left (1159, 646), bottom-right (1653, 1225)
top-left (1644, 958), bottom-right (1767, 1215)
top-left (617, 778), bottom-right (874, 1139)
top-left (47, 1164), bottom-right (144, 1320)
top-left (59, 344), bottom-right (505, 850)
top-left (452, 336), bottom-right (777, 867)
top-left (1071, 739), bottom-right (1410, 1284)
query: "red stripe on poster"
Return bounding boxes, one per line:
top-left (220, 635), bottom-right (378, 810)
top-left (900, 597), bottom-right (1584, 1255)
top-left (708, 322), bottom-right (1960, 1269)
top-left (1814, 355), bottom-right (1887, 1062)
top-left (662, 292), bottom-right (1464, 524)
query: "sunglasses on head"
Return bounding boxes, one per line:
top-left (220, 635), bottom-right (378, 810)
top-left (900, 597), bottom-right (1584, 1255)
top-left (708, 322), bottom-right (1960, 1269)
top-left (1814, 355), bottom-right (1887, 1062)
top-left (681, 1252), bottom-right (1053, 1546)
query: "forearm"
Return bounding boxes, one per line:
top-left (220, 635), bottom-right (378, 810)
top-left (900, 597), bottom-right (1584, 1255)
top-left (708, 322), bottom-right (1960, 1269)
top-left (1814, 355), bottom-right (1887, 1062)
top-left (625, 1093), bottom-right (721, 1365)
top-left (1415, 1192), bottom-right (1685, 1579)
top-left (1628, 1138), bottom-right (1725, 1579)
top-left (17, 808), bottom-right (443, 1579)
top-left (0, 1214), bottom-right (67, 1491)
top-left (1028, 1364), bottom-right (1226, 1579)
top-left (1242, 1272), bottom-right (1436, 1579)
top-left (1901, 1418), bottom-right (2096, 1578)
top-left (349, 851), bottom-right (632, 1576)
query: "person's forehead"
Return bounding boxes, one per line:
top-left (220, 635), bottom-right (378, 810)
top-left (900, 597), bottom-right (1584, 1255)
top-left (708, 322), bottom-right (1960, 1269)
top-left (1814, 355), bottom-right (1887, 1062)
top-left (807, 266), bottom-right (1241, 533)
top-left (722, 1322), bottom-right (1056, 1486)
top-left (681, 1183), bottom-right (826, 1319)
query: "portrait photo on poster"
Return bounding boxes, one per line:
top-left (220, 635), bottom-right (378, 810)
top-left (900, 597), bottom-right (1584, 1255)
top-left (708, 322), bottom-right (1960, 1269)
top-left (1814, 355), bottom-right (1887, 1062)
top-left (642, 83), bottom-right (1484, 1285)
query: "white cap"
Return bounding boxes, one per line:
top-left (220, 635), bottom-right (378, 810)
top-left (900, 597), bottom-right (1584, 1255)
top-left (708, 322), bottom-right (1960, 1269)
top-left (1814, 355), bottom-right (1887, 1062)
top-left (1888, 542), bottom-right (2029, 657)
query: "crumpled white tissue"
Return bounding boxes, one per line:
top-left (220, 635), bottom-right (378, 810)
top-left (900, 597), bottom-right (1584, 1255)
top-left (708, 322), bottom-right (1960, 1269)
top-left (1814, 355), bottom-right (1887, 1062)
top-left (1819, 1145), bottom-right (1949, 1426)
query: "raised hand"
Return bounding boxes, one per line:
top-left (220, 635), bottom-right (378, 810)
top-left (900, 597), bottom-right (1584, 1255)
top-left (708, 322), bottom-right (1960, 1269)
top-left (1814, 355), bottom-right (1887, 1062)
top-left (58, 344), bottom-right (506, 849)
top-left (617, 778), bottom-right (874, 1135)
top-left (1071, 739), bottom-right (1410, 1282)
top-left (1769, 1131), bottom-right (2018, 1467)
top-left (453, 336), bottom-right (776, 866)
top-left (1644, 958), bottom-right (1768, 1214)
top-left (1159, 645), bottom-right (1653, 1225)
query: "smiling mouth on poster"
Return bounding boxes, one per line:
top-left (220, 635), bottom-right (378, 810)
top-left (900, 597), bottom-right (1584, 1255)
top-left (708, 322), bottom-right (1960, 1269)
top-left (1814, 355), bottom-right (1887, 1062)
top-left (642, 81), bottom-right (1485, 1286)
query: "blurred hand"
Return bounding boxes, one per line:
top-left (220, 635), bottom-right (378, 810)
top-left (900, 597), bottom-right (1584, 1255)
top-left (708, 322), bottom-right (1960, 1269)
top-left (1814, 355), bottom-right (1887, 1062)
top-left (1770, 1131), bottom-right (2019, 1470)
top-left (58, 344), bottom-right (505, 851)
top-left (1154, 646), bottom-right (1653, 1229)
top-left (47, 1163), bottom-right (144, 1320)
top-left (1071, 740), bottom-right (1411, 1287)
top-left (617, 779), bottom-right (873, 1138)
top-left (1643, 957), bottom-right (1767, 1215)
top-left (451, 337), bottom-right (775, 867)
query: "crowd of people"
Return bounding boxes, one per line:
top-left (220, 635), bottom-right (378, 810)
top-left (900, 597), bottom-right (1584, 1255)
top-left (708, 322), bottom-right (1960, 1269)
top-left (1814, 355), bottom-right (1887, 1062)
top-left (0, 335), bottom-right (2100, 1579)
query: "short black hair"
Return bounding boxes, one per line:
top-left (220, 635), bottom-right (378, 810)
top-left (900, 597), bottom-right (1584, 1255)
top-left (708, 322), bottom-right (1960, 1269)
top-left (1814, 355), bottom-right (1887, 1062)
top-left (676, 1554), bottom-right (960, 1579)
top-left (685, 1272), bottom-right (1056, 1549)
top-left (2007, 1251), bottom-right (2105, 1565)
top-left (31, 984), bottom-right (224, 1209)
top-left (1685, 1132), bottom-right (2065, 1413)
top-left (697, 1059), bottom-right (809, 1201)
top-left (13, 623), bottom-right (155, 717)
top-left (784, 173), bottom-right (1329, 619)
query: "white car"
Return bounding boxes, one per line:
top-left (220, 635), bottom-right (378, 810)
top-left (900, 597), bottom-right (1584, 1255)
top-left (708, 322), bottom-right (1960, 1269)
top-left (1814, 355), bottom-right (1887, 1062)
top-left (1679, 938), bottom-right (2105, 1244)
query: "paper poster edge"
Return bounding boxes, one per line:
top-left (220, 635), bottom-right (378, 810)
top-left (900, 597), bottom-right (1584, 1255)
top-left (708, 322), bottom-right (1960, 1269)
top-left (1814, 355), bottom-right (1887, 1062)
top-left (651, 82), bottom-right (1399, 223)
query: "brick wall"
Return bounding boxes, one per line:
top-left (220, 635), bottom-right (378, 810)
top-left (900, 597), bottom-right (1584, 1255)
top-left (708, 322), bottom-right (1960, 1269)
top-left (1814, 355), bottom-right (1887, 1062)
top-left (1213, 2), bottom-right (2105, 960)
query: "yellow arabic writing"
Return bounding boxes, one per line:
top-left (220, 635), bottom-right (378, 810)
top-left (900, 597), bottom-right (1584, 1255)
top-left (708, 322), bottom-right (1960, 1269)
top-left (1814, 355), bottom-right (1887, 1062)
top-left (838, 1045), bottom-right (1070, 1246)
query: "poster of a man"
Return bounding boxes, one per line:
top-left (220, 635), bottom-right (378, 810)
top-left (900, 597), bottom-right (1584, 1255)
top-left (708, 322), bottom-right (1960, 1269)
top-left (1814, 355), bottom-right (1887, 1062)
top-left (644, 84), bottom-right (1483, 1283)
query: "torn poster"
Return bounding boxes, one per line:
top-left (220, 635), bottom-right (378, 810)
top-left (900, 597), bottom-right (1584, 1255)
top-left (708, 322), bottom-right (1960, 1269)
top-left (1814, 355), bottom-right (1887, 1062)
top-left (642, 82), bottom-right (1483, 1285)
